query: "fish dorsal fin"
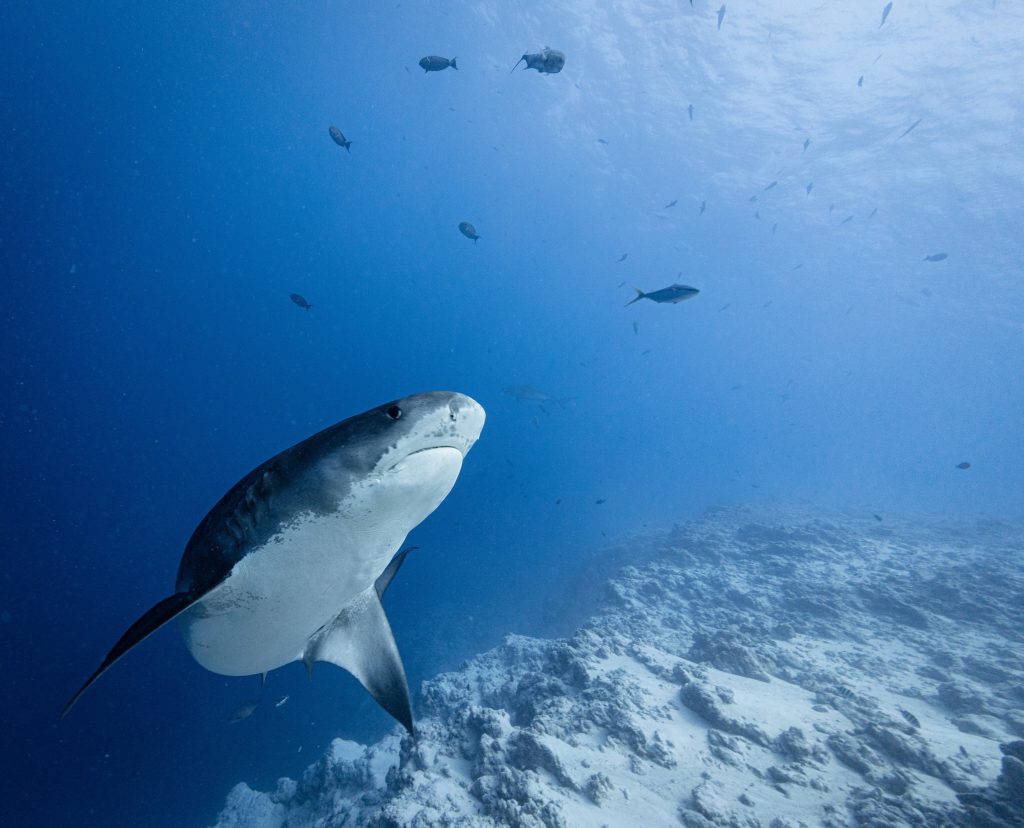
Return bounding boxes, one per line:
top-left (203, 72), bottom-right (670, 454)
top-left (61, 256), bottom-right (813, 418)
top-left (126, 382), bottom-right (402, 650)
top-left (61, 591), bottom-right (200, 719)
top-left (303, 587), bottom-right (413, 733)
top-left (374, 546), bottom-right (418, 598)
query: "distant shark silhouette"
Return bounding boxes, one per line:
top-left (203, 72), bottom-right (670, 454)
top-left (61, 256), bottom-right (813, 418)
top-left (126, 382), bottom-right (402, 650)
top-left (61, 392), bottom-right (485, 733)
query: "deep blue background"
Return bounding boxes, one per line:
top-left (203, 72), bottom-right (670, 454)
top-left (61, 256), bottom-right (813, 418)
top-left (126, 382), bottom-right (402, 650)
top-left (2, 2), bottom-right (1022, 825)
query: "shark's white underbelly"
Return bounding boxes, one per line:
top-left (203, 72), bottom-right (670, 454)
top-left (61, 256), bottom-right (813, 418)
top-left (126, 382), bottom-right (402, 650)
top-left (178, 447), bottom-right (462, 676)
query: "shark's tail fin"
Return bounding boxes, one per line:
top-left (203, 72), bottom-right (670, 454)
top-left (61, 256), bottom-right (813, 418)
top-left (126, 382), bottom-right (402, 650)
top-left (510, 55), bottom-right (526, 73)
top-left (625, 287), bottom-right (645, 307)
top-left (451, 57), bottom-right (458, 70)
top-left (344, 142), bottom-right (351, 153)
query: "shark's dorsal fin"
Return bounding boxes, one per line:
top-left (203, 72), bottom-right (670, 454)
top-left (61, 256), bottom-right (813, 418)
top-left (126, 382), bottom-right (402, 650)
top-left (303, 588), bottom-right (413, 733)
top-left (374, 546), bottom-right (418, 599)
top-left (61, 591), bottom-right (200, 719)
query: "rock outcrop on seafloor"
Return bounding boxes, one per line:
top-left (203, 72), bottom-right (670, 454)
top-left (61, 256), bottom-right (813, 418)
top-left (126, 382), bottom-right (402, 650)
top-left (213, 506), bottom-right (1024, 828)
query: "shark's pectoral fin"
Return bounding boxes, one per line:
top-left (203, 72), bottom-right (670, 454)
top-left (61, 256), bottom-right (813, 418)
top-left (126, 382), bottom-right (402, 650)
top-left (374, 546), bottom-right (418, 599)
top-left (61, 591), bottom-right (199, 719)
top-left (303, 587), bottom-right (413, 733)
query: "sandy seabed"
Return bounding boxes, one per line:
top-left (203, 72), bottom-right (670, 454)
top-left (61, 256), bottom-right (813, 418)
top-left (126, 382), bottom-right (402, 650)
top-left (213, 505), bottom-right (1024, 828)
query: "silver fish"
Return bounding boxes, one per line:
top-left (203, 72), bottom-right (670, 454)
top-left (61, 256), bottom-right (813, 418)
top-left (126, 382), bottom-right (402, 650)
top-left (229, 699), bottom-right (260, 723)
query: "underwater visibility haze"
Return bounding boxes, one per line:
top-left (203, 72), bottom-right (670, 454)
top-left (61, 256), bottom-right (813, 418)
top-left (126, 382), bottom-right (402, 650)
top-left (2, 1), bottom-right (1023, 826)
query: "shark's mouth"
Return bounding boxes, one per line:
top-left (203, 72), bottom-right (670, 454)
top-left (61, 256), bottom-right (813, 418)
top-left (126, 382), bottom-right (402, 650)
top-left (385, 444), bottom-right (463, 473)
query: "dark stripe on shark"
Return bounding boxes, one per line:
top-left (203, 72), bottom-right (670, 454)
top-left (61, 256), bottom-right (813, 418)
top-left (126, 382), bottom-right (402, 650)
top-left (175, 398), bottom-right (440, 597)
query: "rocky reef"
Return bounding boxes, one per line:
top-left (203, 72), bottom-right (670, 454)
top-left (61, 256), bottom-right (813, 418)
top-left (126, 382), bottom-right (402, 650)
top-left (213, 506), bottom-right (1024, 827)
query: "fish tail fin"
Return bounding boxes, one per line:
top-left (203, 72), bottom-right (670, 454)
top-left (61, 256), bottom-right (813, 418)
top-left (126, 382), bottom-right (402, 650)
top-left (625, 288), bottom-right (645, 307)
top-left (451, 58), bottom-right (458, 70)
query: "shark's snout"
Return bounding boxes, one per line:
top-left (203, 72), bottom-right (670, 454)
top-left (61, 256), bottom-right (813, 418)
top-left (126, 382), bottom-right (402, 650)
top-left (448, 393), bottom-right (485, 454)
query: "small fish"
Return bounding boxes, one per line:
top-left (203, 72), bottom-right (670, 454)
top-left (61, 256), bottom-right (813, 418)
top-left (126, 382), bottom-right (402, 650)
top-left (595, 499), bottom-right (606, 505)
top-left (328, 126), bottom-right (352, 152)
top-left (792, 264), bottom-right (803, 270)
top-left (503, 386), bottom-right (572, 406)
top-left (803, 138), bottom-right (811, 152)
top-left (857, 75), bottom-right (864, 87)
top-left (626, 283), bottom-right (700, 306)
top-left (664, 199), bottom-right (678, 209)
top-left (699, 200), bottom-right (707, 215)
top-left (729, 384), bottom-right (742, 391)
top-left (290, 293), bottom-right (312, 311)
top-left (868, 207), bottom-right (878, 218)
top-left (617, 281), bottom-right (626, 288)
top-left (419, 56), bottom-right (457, 73)
top-left (229, 699), bottom-right (260, 723)
top-left (880, 2), bottom-right (893, 28)
top-left (763, 181), bottom-right (778, 191)
top-left (835, 686), bottom-right (855, 700)
top-left (841, 214), bottom-right (854, 224)
top-left (956, 461), bottom-right (971, 470)
top-left (458, 221), bottom-right (480, 242)
top-left (873, 514), bottom-right (883, 522)
top-left (632, 320), bottom-right (639, 335)
top-left (511, 47), bottom-right (565, 74)
top-left (806, 182), bottom-right (813, 195)
top-left (640, 349), bottom-right (651, 355)
top-left (762, 301), bottom-right (773, 308)
top-left (829, 203), bottom-right (835, 215)
top-left (688, 104), bottom-right (694, 121)
top-left (772, 223), bottom-right (778, 233)
top-left (718, 303), bottom-right (731, 311)
top-left (923, 252), bottom-right (947, 262)
top-left (597, 138), bottom-right (609, 145)
top-left (555, 498), bottom-right (562, 505)
top-left (898, 118), bottom-right (922, 140)
top-left (899, 708), bottom-right (920, 728)
top-left (750, 195), bottom-right (758, 203)
top-left (275, 695), bottom-right (290, 708)
top-left (616, 253), bottom-right (629, 263)
top-left (717, 4), bottom-right (726, 31)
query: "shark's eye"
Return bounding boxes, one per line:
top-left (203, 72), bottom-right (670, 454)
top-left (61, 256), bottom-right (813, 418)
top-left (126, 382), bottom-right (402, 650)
top-left (386, 405), bottom-right (402, 420)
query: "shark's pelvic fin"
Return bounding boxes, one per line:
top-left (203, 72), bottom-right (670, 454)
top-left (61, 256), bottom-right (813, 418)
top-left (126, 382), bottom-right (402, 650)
top-left (374, 546), bottom-right (417, 599)
top-left (60, 591), bottom-right (199, 719)
top-left (303, 587), bottom-right (413, 733)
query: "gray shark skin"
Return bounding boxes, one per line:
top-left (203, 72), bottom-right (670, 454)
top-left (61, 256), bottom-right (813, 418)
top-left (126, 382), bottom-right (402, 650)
top-left (61, 392), bottom-right (485, 734)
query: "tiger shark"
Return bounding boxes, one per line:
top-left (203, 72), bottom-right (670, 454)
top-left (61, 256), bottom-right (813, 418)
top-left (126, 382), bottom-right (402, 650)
top-left (61, 391), bottom-right (485, 733)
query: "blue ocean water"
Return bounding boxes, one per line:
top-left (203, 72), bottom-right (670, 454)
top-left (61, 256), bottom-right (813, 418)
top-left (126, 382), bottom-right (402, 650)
top-left (2, 1), bottom-right (1022, 825)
